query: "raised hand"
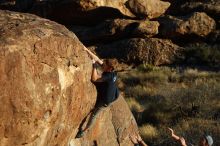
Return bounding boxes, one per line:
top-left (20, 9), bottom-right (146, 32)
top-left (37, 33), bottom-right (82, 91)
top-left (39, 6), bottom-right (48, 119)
top-left (168, 128), bottom-right (175, 137)
top-left (92, 59), bottom-right (96, 64)
top-left (168, 127), bottom-right (180, 140)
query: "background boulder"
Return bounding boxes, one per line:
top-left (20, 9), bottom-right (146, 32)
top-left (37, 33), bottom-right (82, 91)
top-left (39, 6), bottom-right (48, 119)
top-left (126, 0), bottom-right (171, 19)
top-left (69, 19), bottom-right (159, 45)
top-left (30, 0), bottom-right (135, 25)
top-left (94, 38), bottom-right (183, 65)
top-left (158, 12), bottom-right (216, 40)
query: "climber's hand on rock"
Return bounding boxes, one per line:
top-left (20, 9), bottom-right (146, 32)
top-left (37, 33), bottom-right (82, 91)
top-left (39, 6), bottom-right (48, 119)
top-left (92, 59), bottom-right (96, 64)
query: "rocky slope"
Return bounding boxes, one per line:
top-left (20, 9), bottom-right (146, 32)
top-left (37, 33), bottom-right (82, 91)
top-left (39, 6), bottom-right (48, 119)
top-left (1, 0), bottom-right (218, 67)
top-left (0, 10), bottom-right (138, 146)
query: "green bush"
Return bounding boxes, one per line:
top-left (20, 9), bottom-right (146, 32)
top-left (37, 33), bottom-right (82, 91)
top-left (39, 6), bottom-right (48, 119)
top-left (184, 43), bottom-right (220, 68)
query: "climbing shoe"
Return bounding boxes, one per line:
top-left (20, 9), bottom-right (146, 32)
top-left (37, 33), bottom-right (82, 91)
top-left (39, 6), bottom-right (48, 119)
top-left (76, 130), bottom-right (84, 138)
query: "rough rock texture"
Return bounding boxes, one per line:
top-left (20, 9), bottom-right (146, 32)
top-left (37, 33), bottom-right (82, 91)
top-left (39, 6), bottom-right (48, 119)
top-left (94, 38), bottom-right (183, 65)
top-left (0, 10), bottom-right (138, 146)
top-left (158, 12), bottom-right (216, 39)
top-left (69, 19), bottom-right (159, 45)
top-left (126, 0), bottom-right (171, 19)
top-left (0, 9), bottom-right (95, 146)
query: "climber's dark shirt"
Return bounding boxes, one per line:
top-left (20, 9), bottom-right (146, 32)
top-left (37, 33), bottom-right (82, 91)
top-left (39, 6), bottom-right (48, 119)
top-left (94, 71), bottom-right (119, 105)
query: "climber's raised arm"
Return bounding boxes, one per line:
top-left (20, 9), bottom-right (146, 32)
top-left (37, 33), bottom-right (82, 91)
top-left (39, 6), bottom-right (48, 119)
top-left (91, 59), bottom-right (116, 82)
top-left (168, 128), bottom-right (187, 146)
top-left (83, 46), bottom-right (103, 65)
top-left (168, 128), bottom-right (180, 140)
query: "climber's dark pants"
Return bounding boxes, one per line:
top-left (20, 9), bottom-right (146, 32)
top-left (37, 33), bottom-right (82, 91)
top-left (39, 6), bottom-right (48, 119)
top-left (84, 102), bottom-right (108, 131)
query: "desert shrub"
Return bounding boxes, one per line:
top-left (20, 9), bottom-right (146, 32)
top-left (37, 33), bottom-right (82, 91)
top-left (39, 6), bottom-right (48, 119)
top-left (137, 64), bottom-right (159, 72)
top-left (184, 43), bottom-right (220, 68)
top-left (126, 98), bottom-right (143, 112)
top-left (139, 124), bottom-right (159, 144)
top-left (125, 85), bottom-right (150, 99)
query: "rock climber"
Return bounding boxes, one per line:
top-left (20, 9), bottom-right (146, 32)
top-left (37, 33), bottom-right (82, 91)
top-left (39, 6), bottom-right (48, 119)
top-left (76, 48), bottom-right (119, 138)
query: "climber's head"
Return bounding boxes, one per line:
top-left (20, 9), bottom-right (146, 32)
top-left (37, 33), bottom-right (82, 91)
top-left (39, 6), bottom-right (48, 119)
top-left (102, 59), bottom-right (117, 72)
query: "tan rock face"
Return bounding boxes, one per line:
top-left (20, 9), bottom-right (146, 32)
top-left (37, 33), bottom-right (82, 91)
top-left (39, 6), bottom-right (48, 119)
top-left (0, 10), bottom-right (138, 146)
top-left (159, 12), bottom-right (216, 38)
top-left (0, 10), bottom-right (96, 146)
top-left (95, 38), bottom-right (183, 66)
top-left (126, 0), bottom-right (171, 19)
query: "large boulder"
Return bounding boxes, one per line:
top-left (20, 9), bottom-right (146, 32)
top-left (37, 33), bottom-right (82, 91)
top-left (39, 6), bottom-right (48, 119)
top-left (0, 10), bottom-right (138, 146)
top-left (125, 0), bottom-right (171, 19)
top-left (29, 0), bottom-right (135, 25)
top-left (94, 38), bottom-right (183, 65)
top-left (1, 0), bottom-right (136, 25)
top-left (158, 12), bottom-right (216, 39)
top-left (69, 19), bottom-right (159, 45)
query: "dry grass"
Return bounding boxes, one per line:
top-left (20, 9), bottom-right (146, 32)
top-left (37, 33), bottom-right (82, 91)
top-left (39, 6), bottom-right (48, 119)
top-left (118, 66), bottom-right (220, 146)
top-left (126, 98), bottom-right (143, 112)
